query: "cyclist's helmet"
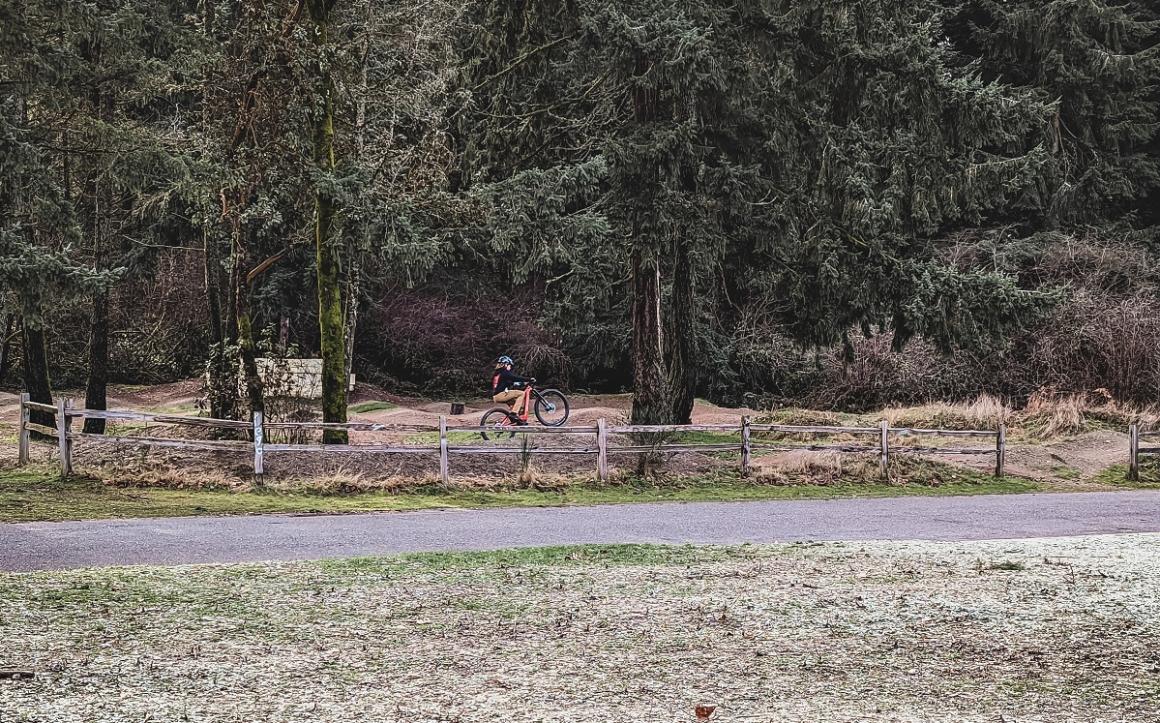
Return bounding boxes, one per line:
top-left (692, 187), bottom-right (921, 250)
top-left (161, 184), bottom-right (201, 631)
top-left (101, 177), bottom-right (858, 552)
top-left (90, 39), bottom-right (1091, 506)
top-left (497, 355), bottom-right (514, 366)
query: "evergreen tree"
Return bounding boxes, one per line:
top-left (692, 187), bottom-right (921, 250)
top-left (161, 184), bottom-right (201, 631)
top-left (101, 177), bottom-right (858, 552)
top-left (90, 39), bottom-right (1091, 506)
top-left (462, 0), bottom-right (1058, 423)
top-left (0, 1), bottom-right (124, 423)
top-left (950, 0), bottom-right (1160, 233)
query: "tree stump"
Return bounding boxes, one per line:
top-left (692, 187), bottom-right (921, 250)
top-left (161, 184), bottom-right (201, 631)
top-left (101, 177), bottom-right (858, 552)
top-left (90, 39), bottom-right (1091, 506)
top-left (450, 402), bottom-right (465, 415)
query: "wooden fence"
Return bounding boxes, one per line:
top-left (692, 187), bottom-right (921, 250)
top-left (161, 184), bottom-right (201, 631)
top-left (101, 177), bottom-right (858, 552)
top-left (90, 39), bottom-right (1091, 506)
top-left (1126, 423), bottom-right (1160, 481)
top-left (16, 394), bottom-right (1008, 482)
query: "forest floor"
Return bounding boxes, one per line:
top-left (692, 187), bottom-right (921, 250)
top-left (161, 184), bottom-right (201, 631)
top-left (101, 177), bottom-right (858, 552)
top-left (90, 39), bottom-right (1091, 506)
top-left (2, 538), bottom-right (1158, 722)
top-left (0, 382), bottom-right (1155, 523)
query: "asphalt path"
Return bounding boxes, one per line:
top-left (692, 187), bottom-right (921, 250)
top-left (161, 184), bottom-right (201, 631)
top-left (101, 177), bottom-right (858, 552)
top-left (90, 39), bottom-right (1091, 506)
top-left (3, 490), bottom-right (1159, 571)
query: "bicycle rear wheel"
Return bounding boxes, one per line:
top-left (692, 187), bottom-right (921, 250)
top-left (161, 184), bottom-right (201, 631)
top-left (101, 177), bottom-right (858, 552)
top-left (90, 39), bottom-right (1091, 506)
top-left (480, 408), bottom-right (518, 441)
top-left (534, 389), bottom-right (570, 427)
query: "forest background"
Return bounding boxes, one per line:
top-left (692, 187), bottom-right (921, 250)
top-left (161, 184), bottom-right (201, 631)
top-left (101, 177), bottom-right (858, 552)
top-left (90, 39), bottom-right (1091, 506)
top-left (2, 0), bottom-right (1158, 431)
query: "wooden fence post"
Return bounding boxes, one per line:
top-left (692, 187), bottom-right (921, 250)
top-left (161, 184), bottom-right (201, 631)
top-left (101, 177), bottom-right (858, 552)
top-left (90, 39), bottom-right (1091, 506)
top-left (17, 392), bottom-right (29, 466)
top-left (741, 416), bottom-right (751, 478)
top-left (56, 398), bottom-right (73, 477)
top-left (252, 410), bottom-right (265, 481)
top-left (439, 415), bottom-right (450, 485)
top-left (1129, 423), bottom-right (1140, 482)
top-left (994, 423), bottom-right (1006, 478)
top-left (879, 419), bottom-right (889, 477)
top-left (596, 418), bottom-right (608, 483)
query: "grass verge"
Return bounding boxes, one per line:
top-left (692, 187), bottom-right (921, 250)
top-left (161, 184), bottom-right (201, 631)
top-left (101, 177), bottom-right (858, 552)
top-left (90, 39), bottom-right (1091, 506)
top-left (349, 400), bottom-right (398, 413)
top-left (1093, 463), bottom-right (1160, 488)
top-left (0, 464), bottom-right (1044, 523)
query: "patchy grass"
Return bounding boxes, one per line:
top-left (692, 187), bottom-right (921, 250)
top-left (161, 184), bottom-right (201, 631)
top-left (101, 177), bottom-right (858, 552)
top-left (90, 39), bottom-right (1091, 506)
top-left (0, 464), bottom-right (1043, 523)
top-left (1094, 463), bottom-right (1160, 488)
top-left (404, 430), bottom-right (487, 445)
top-left (669, 430), bottom-right (741, 445)
top-left (349, 400), bottom-right (398, 414)
top-left (2, 536), bottom-right (1157, 721)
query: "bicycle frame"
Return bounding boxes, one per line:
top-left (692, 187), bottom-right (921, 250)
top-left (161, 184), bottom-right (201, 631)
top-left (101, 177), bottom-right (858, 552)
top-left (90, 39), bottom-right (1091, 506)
top-left (500, 386), bottom-right (545, 424)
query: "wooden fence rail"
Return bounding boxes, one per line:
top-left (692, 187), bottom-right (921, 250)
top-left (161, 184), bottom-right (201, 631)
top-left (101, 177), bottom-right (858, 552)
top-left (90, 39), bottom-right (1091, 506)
top-left (16, 396), bottom-right (1011, 483)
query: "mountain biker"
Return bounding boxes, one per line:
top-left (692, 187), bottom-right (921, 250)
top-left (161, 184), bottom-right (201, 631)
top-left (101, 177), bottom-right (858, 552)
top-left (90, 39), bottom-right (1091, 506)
top-left (491, 355), bottom-right (535, 419)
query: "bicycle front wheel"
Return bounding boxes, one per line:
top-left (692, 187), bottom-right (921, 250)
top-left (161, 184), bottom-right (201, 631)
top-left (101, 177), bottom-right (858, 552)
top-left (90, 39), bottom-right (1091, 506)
top-left (534, 390), bottom-right (570, 427)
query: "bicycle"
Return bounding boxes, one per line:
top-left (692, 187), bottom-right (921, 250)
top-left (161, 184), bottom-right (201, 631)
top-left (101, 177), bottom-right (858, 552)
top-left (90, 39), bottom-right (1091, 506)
top-left (480, 383), bottom-right (570, 440)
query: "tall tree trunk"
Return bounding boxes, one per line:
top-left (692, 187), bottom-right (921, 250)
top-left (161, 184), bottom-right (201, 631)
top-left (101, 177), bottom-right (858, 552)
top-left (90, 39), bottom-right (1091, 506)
top-left (630, 247), bottom-right (667, 425)
top-left (22, 324), bottom-right (54, 429)
top-left (343, 254), bottom-right (359, 385)
top-left (0, 313), bottom-right (15, 386)
top-left (203, 224), bottom-right (237, 420)
top-left (667, 240), bottom-right (696, 424)
top-left (200, 0), bottom-right (237, 421)
top-left (234, 226), bottom-right (264, 416)
top-left (205, 228), bottom-right (225, 348)
top-left (83, 289), bottom-right (110, 433)
top-left (308, 0), bottom-right (347, 444)
top-left (628, 53), bottom-right (668, 427)
top-left (343, 0), bottom-right (370, 388)
top-left (83, 155), bottom-right (109, 434)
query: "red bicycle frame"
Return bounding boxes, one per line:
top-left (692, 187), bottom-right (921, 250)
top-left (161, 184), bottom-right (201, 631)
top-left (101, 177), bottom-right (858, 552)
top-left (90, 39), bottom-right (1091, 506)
top-left (499, 386), bottom-right (535, 424)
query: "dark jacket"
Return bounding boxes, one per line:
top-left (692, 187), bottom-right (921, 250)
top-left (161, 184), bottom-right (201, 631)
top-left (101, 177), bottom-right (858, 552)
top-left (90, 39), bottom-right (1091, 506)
top-left (492, 367), bottom-right (531, 394)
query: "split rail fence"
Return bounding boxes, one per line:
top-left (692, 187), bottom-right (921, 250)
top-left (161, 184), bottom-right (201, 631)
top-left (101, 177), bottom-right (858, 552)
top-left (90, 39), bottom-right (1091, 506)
top-left (16, 393), bottom-right (1009, 482)
top-left (1126, 423), bottom-right (1160, 481)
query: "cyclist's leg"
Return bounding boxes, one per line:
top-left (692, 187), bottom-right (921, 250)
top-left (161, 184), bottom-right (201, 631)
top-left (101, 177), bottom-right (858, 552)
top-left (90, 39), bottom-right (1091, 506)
top-left (494, 390), bottom-right (521, 413)
top-left (511, 389), bottom-right (527, 416)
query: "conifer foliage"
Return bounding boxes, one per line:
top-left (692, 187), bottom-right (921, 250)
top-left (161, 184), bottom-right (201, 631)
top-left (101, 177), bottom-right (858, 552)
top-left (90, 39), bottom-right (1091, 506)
top-left (461, 0), bottom-right (1063, 422)
top-left (2, 0), bottom-right (1159, 417)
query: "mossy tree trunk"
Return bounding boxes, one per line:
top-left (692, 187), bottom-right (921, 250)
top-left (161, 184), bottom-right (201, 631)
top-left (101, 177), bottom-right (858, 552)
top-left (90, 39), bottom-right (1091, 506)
top-left (307, 0), bottom-right (347, 444)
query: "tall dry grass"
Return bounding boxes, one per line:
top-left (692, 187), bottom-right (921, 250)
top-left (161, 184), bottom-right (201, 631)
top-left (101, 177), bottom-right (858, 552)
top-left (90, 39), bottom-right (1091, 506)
top-left (1016, 389), bottom-right (1160, 439)
top-left (882, 394), bottom-right (1009, 430)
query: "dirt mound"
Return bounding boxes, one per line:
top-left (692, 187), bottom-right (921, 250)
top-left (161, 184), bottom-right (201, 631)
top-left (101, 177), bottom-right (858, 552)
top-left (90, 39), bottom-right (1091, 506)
top-left (928, 430), bottom-right (1127, 487)
top-left (567, 406), bottom-right (627, 425)
top-left (108, 380), bottom-right (204, 409)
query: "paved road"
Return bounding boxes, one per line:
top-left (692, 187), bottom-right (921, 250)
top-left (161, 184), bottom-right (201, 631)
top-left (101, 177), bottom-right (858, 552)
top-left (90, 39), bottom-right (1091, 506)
top-left (2, 491), bottom-right (1159, 571)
